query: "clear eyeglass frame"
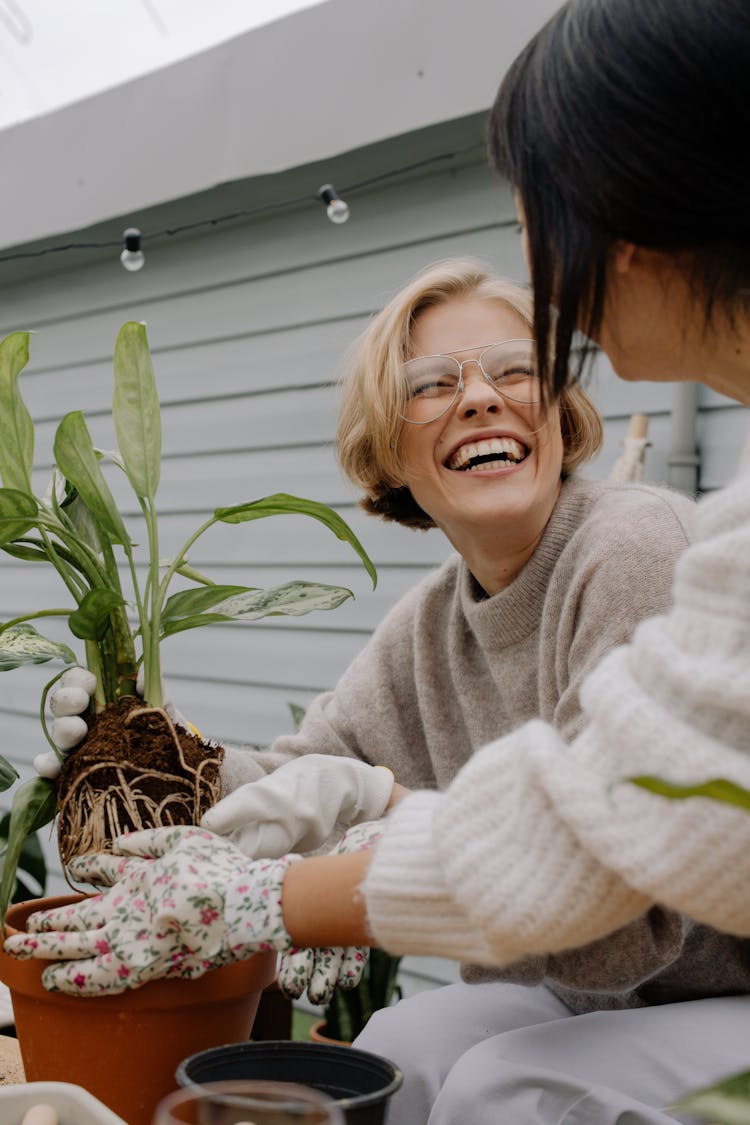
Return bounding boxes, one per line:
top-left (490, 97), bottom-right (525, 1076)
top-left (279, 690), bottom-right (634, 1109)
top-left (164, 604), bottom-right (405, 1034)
top-left (399, 338), bottom-right (542, 425)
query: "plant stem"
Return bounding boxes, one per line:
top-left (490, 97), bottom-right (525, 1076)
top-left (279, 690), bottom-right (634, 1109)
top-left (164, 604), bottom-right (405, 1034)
top-left (84, 642), bottom-right (107, 711)
top-left (142, 496), bottom-right (162, 709)
top-left (40, 668), bottom-right (71, 760)
top-left (98, 535), bottom-right (137, 698)
top-left (0, 609), bottom-right (74, 635)
top-left (156, 515), bottom-right (218, 605)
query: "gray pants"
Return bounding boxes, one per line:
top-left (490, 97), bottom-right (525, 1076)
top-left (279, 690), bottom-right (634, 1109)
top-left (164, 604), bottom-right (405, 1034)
top-left (354, 980), bottom-right (750, 1124)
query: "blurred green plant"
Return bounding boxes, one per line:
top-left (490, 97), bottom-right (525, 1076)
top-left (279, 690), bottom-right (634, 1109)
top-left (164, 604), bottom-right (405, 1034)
top-left (631, 773), bottom-right (750, 1123)
top-left (322, 947), bottom-right (402, 1044)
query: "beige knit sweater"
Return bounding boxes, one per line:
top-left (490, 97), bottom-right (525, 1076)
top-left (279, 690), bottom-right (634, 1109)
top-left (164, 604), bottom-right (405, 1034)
top-left (364, 444), bottom-right (750, 1007)
top-left (223, 475), bottom-right (750, 1009)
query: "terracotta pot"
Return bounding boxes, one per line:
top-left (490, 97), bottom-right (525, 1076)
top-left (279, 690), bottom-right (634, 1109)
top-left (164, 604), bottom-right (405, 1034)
top-left (309, 1018), bottom-right (351, 1047)
top-left (0, 894), bottom-right (276, 1125)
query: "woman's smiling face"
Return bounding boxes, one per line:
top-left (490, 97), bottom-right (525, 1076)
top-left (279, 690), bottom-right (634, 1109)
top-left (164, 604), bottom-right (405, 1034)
top-left (397, 294), bottom-right (564, 551)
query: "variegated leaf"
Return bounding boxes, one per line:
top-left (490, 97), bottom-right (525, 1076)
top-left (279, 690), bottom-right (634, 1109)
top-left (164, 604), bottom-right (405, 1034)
top-left (0, 624), bottom-right (76, 671)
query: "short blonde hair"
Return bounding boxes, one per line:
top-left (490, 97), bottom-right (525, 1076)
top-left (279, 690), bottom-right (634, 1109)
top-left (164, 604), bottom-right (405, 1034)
top-left (337, 258), bottom-right (603, 529)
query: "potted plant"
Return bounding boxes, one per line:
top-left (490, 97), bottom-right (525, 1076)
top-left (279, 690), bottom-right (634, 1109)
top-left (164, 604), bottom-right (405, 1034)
top-left (0, 322), bottom-right (376, 1124)
top-left (311, 950), bottom-right (403, 1046)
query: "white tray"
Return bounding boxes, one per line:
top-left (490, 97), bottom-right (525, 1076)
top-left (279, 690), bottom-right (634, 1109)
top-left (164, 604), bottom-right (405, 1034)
top-left (0, 1081), bottom-right (128, 1124)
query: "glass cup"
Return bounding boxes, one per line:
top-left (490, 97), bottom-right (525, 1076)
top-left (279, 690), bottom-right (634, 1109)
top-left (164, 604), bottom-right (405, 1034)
top-left (152, 1080), bottom-right (346, 1125)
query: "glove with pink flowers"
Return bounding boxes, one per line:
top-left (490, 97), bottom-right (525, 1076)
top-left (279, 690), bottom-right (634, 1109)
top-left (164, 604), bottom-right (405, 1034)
top-left (3, 826), bottom-right (298, 997)
top-left (277, 819), bottom-right (385, 1004)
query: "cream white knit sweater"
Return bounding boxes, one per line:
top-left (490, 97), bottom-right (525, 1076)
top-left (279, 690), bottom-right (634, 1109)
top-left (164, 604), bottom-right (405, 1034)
top-left (364, 441), bottom-right (750, 965)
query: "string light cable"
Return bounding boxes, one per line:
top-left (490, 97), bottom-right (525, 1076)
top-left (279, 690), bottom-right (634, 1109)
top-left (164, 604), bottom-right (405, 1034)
top-left (0, 139), bottom-right (492, 271)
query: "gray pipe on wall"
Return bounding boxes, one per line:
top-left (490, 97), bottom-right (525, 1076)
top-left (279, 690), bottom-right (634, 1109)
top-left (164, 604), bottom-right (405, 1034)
top-left (666, 381), bottom-right (700, 495)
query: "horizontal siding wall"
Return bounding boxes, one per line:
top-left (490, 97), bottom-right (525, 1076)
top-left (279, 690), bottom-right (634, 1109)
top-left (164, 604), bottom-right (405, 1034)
top-left (0, 123), bottom-right (747, 1004)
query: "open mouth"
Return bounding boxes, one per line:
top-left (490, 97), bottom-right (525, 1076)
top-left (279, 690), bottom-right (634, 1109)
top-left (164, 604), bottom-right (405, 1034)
top-left (446, 436), bottom-right (529, 472)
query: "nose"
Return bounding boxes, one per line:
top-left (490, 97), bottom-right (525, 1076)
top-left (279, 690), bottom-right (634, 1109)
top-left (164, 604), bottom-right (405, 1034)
top-left (456, 361), bottom-right (503, 419)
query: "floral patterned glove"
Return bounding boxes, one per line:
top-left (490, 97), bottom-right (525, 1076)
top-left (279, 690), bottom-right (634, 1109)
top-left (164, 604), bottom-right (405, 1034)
top-left (3, 826), bottom-right (298, 997)
top-left (277, 820), bottom-right (384, 1005)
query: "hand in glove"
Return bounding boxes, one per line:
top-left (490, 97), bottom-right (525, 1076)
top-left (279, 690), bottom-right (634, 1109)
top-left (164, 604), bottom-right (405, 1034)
top-left (3, 826), bottom-right (297, 996)
top-left (35, 667), bottom-right (191, 780)
top-left (32, 666), bottom-right (99, 779)
top-left (277, 819), bottom-right (385, 1004)
top-left (201, 754), bottom-right (394, 858)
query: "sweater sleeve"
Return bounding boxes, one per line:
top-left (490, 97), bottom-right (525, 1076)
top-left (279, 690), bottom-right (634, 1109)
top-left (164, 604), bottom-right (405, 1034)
top-left (552, 485), bottom-right (693, 743)
top-left (364, 465), bottom-right (750, 962)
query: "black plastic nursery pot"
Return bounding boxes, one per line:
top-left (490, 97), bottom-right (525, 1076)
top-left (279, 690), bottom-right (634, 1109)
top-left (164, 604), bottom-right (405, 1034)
top-left (176, 1040), bottom-right (403, 1125)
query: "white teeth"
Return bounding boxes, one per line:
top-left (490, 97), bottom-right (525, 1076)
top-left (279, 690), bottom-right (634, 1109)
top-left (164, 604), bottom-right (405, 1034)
top-left (447, 437), bottom-right (527, 471)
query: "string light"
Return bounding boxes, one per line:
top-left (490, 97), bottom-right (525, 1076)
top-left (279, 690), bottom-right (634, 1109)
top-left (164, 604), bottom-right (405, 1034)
top-left (0, 140), bottom-right (489, 270)
top-left (120, 227), bottom-right (145, 272)
top-left (317, 184), bottom-right (350, 225)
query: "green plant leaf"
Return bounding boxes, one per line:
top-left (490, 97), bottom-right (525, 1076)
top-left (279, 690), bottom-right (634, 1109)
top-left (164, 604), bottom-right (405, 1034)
top-left (288, 702), bottom-right (306, 731)
top-left (2, 541), bottom-right (49, 562)
top-left (0, 813), bottom-right (46, 903)
top-left (629, 775), bottom-right (750, 811)
top-left (0, 331), bottom-right (34, 493)
top-left (113, 321), bottom-right (161, 501)
top-left (53, 412), bottom-right (130, 546)
top-left (0, 776), bottom-right (56, 924)
top-left (68, 588), bottom-right (126, 640)
top-left (672, 1068), bottom-right (750, 1123)
top-left (160, 581), bottom-right (354, 638)
top-left (0, 757), bottom-right (19, 793)
top-left (214, 494), bottom-right (377, 588)
top-left (161, 584), bottom-right (250, 625)
top-left (0, 488), bottom-right (38, 546)
top-left (61, 484), bottom-right (103, 555)
top-left (0, 624), bottom-right (76, 670)
top-left (174, 561), bottom-right (216, 587)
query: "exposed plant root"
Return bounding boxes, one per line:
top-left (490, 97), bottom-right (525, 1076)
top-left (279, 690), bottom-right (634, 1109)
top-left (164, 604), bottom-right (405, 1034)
top-left (56, 699), bottom-right (223, 869)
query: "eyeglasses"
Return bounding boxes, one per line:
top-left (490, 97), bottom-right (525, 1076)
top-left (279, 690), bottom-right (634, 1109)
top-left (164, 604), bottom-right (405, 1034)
top-left (399, 339), bottom-right (541, 424)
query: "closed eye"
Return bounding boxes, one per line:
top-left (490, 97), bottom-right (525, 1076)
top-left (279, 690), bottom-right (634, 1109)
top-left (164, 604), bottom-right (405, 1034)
top-left (408, 375), bottom-right (459, 398)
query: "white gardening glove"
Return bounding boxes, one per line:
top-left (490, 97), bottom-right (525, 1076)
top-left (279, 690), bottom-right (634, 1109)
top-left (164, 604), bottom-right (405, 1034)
top-left (201, 754), bottom-right (394, 858)
top-left (277, 819), bottom-right (385, 1005)
top-left (33, 667), bottom-right (98, 780)
top-left (35, 667), bottom-right (189, 780)
top-left (3, 825), bottom-right (297, 997)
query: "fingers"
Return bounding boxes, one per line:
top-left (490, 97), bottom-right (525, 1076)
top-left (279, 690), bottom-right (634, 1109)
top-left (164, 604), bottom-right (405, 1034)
top-left (50, 716), bottom-right (88, 753)
top-left (67, 852), bottom-right (147, 886)
top-left (201, 784), bottom-right (263, 835)
top-left (41, 957), bottom-right (130, 996)
top-left (308, 948), bottom-right (344, 1006)
top-left (23, 895), bottom-right (108, 933)
top-left (5, 924), bottom-right (108, 961)
top-left (59, 667), bottom-right (98, 695)
top-left (277, 947), bottom-right (315, 999)
top-left (337, 946), bottom-right (368, 989)
top-left (49, 669), bottom-right (94, 753)
top-left (111, 824), bottom-right (208, 858)
top-left (49, 686), bottom-right (90, 718)
top-left (333, 820), bottom-right (385, 856)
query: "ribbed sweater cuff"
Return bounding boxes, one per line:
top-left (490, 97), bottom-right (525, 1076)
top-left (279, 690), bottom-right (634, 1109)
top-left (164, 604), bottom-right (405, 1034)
top-left (362, 791), bottom-right (497, 963)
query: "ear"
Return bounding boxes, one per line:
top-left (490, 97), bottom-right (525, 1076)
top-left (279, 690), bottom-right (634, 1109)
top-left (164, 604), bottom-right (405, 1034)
top-left (612, 241), bottom-right (637, 275)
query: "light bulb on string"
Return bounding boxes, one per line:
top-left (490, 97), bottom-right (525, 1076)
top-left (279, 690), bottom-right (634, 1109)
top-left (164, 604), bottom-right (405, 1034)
top-left (120, 227), bottom-right (145, 271)
top-left (317, 184), bottom-right (350, 225)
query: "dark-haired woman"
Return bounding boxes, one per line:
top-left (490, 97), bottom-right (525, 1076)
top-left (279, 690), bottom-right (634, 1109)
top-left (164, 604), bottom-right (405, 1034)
top-left (8, 1), bottom-right (750, 1121)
